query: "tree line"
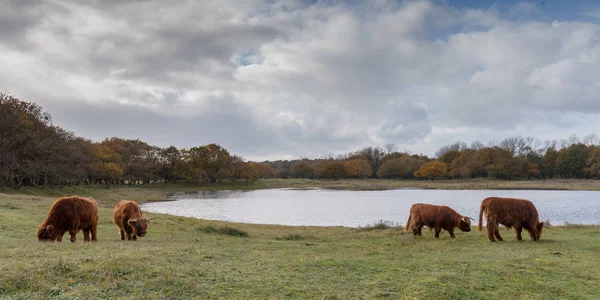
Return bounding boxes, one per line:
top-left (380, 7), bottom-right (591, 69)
top-left (3, 91), bottom-right (600, 188)
top-left (265, 135), bottom-right (600, 181)
top-left (0, 92), bottom-right (273, 188)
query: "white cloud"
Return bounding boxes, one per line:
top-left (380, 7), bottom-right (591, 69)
top-left (509, 2), bottom-right (538, 18)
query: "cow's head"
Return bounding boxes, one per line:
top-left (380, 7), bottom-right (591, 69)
top-left (128, 218), bottom-right (152, 237)
top-left (37, 224), bottom-right (59, 242)
top-left (535, 222), bottom-right (545, 240)
top-left (458, 216), bottom-right (472, 232)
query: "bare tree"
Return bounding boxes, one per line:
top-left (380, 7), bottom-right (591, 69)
top-left (583, 133), bottom-right (599, 146)
top-left (384, 143), bottom-right (397, 155)
top-left (470, 140), bottom-right (484, 150)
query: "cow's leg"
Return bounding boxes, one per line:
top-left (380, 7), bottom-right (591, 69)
top-left (527, 229), bottom-right (537, 241)
top-left (448, 229), bottom-right (456, 239)
top-left (487, 221), bottom-right (496, 242)
top-left (515, 226), bottom-right (523, 241)
top-left (417, 225), bottom-right (423, 236)
top-left (83, 228), bottom-right (90, 242)
top-left (69, 229), bottom-right (78, 243)
top-left (90, 223), bottom-right (97, 242)
top-left (57, 232), bottom-right (64, 242)
top-left (494, 230), bottom-right (504, 241)
top-left (125, 226), bottom-right (134, 240)
top-left (434, 227), bottom-right (441, 238)
top-left (412, 227), bottom-right (418, 236)
top-left (120, 229), bottom-right (126, 240)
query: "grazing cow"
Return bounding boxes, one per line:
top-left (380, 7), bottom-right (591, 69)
top-left (37, 196), bottom-right (98, 243)
top-left (113, 200), bottom-right (152, 240)
top-left (404, 203), bottom-right (472, 238)
top-left (477, 197), bottom-right (545, 242)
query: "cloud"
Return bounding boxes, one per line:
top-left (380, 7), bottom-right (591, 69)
top-left (1, 0), bottom-right (600, 159)
top-left (509, 2), bottom-right (539, 18)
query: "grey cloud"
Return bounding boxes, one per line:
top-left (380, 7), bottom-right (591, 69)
top-left (3, 0), bottom-right (600, 158)
top-left (0, 1), bottom-right (50, 49)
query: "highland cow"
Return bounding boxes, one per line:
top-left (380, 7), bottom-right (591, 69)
top-left (37, 196), bottom-right (98, 243)
top-left (404, 203), bottom-right (473, 238)
top-left (477, 197), bottom-right (545, 242)
top-left (113, 200), bottom-right (152, 240)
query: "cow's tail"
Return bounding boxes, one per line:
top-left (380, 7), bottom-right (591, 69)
top-left (477, 201), bottom-right (485, 234)
top-left (404, 213), bottom-right (412, 232)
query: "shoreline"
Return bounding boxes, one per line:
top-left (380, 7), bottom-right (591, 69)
top-left (3, 178), bottom-right (600, 207)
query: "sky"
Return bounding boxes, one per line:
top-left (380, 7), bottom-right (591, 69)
top-left (2, 0), bottom-right (600, 161)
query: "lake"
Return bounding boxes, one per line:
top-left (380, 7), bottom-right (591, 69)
top-left (141, 189), bottom-right (600, 227)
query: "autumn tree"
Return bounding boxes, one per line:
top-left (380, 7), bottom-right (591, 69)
top-left (290, 160), bottom-right (314, 178)
top-left (218, 155), bottom-right (245, 184)
top-left (344, 159), bottom-right (371, 178)
top-left (314, 160), bottom-right (346, 179)
top-left (556, 144), bottom-right (588, 178)
top-left (414, 160), bottom-right (448, 181)
top-left (358, 147), bottom-right (385, 177)
top-left (89, 143), bottom-right (124, 184)
top-left (584, 147), bottom-right (600, 178)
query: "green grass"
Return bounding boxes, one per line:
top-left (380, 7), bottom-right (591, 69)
top-left (1, 193), bottom-right (600, 299)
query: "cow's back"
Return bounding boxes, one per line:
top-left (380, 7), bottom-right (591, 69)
top-left (45, 196), bottom-right (98, 229)
top-left (410, 203), bottom-right (442, 226)
top-left (113, 200), bottom-right (143, 229)
top-left (484, 197), bottom-right (539, 227)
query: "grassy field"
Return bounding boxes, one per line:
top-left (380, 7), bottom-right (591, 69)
top-left (1, 191), bottom-right (600, 299)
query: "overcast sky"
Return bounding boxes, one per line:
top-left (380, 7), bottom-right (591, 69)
top-left (2, 0), bottom-right (600, 160)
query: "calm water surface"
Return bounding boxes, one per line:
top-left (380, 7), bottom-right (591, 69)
top-left (141, 189), bottom-right (600, 227)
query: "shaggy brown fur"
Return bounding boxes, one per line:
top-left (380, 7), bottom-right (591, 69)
top-left (478, 197), bottom-right (544, 242)
top-left (113, 200), bottom-right (151, 241)
top-left (404, 203), bottom-right (472, 238)
top-left (37, 196), bottom-right (98, 243)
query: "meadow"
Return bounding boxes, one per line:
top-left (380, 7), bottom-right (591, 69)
top-left (1, 181), bottom-right (600, 299)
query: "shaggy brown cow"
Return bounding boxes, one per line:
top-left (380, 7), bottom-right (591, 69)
top-left (404, 203), bottom-right (472, 238)
top-left (477, 197), bottom-right (545, 242)
top-left (113, 200), bottom-right (152, 240)
top-left (37, 196), bottom-right (98, 243)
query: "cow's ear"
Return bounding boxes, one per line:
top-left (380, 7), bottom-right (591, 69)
top-left (128, 219), bottom-right (138, 224)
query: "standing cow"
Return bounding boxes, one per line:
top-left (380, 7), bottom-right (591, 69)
top-left (37, 196), bottom-right (99, 243)
top-left (478, 197), bottom-right (545, 242)
top-left (404, 203), bottom-right (473, 238)
top-left (113, 200), bottom-right (152, 240)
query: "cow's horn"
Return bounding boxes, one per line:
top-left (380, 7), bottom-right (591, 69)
top-left (41, 226), bottom-right (46, 230)
top-left (147, 218), bottom-right (155, 221)
top-left (468, 217), bottom-right (475, 221)
top-left (129, 219), bottom-right (138, 223)
top-left (544, 224), bottom-right (551, 229)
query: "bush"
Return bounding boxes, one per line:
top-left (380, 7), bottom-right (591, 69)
top-left (196, 225), bottom-right (248, 237)
top-left (356, 220), bottom-right (398, 231)
top-left (275, 234), bottom-right (306, 241)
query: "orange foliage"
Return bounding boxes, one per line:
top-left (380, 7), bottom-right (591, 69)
top-left (343, 159), bottom-right (371, 178)
top-left (414, 160), bottom-right (448, 180)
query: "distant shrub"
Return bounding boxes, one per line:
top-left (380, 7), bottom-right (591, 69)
top-left (562, 222), bottom-right (587, 229)
top-left (276, 234), bottom-right (306, 241)
top-left (197, 225), bottom-right (248, 237)
top-left (356, 220), bottom-right (398, 231)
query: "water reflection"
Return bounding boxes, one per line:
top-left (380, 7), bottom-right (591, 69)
top-left (142, 189), bottom-right (600, 227)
